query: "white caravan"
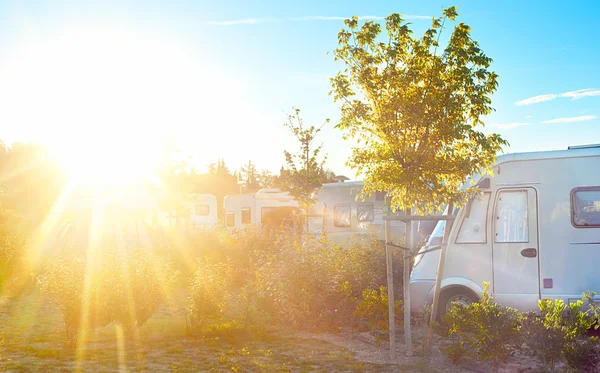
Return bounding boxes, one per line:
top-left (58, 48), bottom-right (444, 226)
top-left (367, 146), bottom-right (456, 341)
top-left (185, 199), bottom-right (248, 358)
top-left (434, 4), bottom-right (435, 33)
top-left (410, 145), bottom-right (600, 315)
top-left (310, 181), bottom-right (437, 244)
top-left (54, 193), bottom-right (163, 250)
top-left (168, 194), bottom-right (218, 231)
top-left (223, 188), bottom-right (300, 230)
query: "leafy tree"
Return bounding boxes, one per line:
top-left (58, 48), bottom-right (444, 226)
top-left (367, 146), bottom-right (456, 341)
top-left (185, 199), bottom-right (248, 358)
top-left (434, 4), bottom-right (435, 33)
top-left (330, 7), bottom-right (508, 213)
top-left (239, 160), bottom-right (261, 192)
top-left (279, 108), bottom-right (330, 228)
top-left (257, 169), bottom-right (275, 189)
top-left (0, 142), bottom-right (68, 223)
top-left (204, 158), bottom-right (240, 219)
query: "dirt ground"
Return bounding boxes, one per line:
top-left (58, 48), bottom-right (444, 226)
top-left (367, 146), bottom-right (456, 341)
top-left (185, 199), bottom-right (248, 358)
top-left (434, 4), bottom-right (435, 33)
top-left (297, 327), bottom-right (542, 373)
top-left (1, 290), bottom-right (544, 373)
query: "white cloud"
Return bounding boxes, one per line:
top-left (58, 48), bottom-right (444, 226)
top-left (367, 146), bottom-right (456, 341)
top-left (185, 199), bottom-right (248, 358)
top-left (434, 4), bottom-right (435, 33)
top-left (525, 115), bottom-right (533, 118)
top-left (515, 88), bottom-right (600, 106)
top-left (208, 18), bottom-right (280, 26)
top-left (542, 115), bottom-right (598, 124)
top-left (561, 88), bottom-right (600, 100)
top-left (497, 122), bottom-right (530, 129)
top-left (515, 94), bottom-right (558, 106)
top-left (210, 14), bottom-right (431, 26)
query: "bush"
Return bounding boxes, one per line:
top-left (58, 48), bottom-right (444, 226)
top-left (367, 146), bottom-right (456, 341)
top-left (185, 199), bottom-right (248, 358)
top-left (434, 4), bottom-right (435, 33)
top-left (188, 258), bottom-right (233, 328)
top-left (564, 336), bottom-right (600, 373)
top-left (354, 286), bottom-right (402, 335)
top-left (0, 209), bottom-right (28, 292)
top-left (521, 293), bottom-right (599, 373)
top-left (41, 250), bottom-right (176, 346)
top-left (186, 229), bottom-right (398, 333)
top-left (256, 233), bottom-right (398, 330)
top-left (441, 283), bottom-right (521, 373)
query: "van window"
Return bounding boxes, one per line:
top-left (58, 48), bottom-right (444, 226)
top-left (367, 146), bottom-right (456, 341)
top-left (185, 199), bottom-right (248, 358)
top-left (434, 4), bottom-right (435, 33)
top-left (241, 208), bottom-right (251, 225)
top-left (572, 187), bottom-right (600, 227)
top-left (456, 193), bottom-right (490, 244)
top-left (196, 204), bottom-right (210, 216)
top-left (357, 203), bottom-right (374, 222)
top-left (334, 204), bottom-right (351, 227)
top-left (494, 190), bottom-right (529, 243)
top-left (226, 212), bottom-right (235, 227)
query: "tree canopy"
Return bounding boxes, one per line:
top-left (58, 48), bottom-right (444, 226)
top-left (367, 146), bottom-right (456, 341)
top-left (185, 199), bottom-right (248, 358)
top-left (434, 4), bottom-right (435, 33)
top-left (331, 6), bottom-right (508, 213)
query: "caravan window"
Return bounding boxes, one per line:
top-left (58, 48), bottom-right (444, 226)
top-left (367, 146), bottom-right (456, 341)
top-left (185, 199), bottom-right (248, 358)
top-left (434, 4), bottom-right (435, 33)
top-left (196, 204), bottom-right (210, 216)
top-left (456, 193), bottom-right (490, 244)
top-left (357, 203), bottom-right (374, 222)
top-left (334, 204), bottom-right (351, 227)
top-left (241, 208), bottom-right (251, 224)
top-left (494, 190), bottom-right (529, 243)
top-left (572, 187), bottom-right (600, 227)
top-left (226, 212), bottom-right (235, 227)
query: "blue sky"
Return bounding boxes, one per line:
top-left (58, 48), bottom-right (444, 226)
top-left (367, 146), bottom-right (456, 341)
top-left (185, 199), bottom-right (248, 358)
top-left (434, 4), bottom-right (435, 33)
top-left (0, 0), bottom-right (599, 179)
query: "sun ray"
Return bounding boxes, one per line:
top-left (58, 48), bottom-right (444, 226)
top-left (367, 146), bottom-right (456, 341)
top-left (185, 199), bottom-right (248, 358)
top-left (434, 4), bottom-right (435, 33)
top-left (75, 196), bottom-right (106, 368)
top-left (115, 323), bottom-right (127, 373)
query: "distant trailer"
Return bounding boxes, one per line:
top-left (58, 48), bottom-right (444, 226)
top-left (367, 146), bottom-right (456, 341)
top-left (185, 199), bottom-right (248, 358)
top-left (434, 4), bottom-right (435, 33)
top-left (53, 193), bottom-right (163, 251)
top-left (309, 181), bottom-right (438, 245)
top-left (223, 188), bottom-right (301, 230)
top-left (168, 194), bottom-right (218, 231)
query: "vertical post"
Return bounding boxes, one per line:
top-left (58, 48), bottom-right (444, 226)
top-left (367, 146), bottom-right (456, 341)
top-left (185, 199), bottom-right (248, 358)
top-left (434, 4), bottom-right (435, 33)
top-left (404, 220), bottom-right (413, 356)
top-left (426, 204), bottom-right (454, 353)
top-left (384, 219), bottom-right (396, 363)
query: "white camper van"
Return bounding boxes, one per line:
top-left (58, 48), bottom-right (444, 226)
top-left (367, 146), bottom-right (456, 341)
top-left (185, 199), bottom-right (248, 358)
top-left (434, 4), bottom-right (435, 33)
top-left (169, 194), bottom-right (218, 230)
top-left (223, 188), bottom-right (300, 230)
top-left (310, 181), bottom-right (437, 244)
top-left (410, 145), bottom-right (600, 315)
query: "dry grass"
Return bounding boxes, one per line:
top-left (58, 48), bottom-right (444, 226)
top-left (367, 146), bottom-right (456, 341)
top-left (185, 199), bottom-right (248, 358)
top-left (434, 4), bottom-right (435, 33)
top-left (0, 291), bottom-right (437, 373)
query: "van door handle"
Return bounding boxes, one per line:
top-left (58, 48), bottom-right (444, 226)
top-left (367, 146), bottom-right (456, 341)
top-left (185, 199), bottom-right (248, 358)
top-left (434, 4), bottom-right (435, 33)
top-left (520, 248), bottom-right (537, 258)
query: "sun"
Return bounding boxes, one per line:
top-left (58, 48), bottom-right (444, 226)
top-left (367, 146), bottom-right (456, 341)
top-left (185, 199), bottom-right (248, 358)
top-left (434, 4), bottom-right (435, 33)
top-left (0, 22), bottom-right (248, 189)
top-left (50, 134), bottom-right (159, 186)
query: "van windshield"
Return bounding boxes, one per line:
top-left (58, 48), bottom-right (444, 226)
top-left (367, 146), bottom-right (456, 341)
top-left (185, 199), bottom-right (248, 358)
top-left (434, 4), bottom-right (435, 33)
top-left (425, 206), bottom-right (455, 246)
top-left (426, 220), bottom-right (446, 246)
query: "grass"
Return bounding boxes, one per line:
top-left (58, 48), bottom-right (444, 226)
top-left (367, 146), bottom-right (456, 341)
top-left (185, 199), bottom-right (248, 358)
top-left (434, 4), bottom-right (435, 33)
top-left (0, 291), bottom-right (437, 373)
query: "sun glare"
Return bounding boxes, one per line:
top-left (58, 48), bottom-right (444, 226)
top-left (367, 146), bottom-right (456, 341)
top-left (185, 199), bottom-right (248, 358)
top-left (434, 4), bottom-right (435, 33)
top-left (0, 23), bottom-right (250, 188)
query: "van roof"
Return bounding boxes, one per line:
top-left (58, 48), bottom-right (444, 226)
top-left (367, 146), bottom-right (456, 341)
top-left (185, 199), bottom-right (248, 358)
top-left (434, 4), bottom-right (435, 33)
top-left (497, 145), bottom-right (600, 165)
top-left (321, 181), bottom-right (363, 189)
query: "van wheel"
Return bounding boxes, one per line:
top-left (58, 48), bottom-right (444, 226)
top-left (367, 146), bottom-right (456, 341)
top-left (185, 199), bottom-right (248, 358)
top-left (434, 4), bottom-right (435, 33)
top-left (438, 288), bottom-right (479, 322)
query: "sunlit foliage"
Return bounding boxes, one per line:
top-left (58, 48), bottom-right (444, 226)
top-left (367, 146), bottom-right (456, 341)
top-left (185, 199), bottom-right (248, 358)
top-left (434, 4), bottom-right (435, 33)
top-left (331, 7), bottom-right (508, 213)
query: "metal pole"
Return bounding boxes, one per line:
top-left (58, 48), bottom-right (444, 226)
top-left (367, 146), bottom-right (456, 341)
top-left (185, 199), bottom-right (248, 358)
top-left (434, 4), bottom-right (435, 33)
top-left (404, 220), bottom-right (413, 356)
top-left (384, 219), bottom-right (396, 363)
top-left (426, 204), bottom-right (454, 353)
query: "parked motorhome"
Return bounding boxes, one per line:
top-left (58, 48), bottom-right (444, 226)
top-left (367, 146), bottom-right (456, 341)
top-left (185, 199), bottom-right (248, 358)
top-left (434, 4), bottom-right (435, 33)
top-left (309, 181), bottom-right (437, 244)
top-left (410, 145), bottom-right (600, 316)
top-left (168, 194), bottom-right (218, 230)
top-left (223, 188), bottom-right (300, 230)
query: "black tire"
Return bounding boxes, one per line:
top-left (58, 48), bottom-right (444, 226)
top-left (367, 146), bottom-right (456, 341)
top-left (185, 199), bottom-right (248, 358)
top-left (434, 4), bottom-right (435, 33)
top-left (437, 287), bottom-right (479, 323)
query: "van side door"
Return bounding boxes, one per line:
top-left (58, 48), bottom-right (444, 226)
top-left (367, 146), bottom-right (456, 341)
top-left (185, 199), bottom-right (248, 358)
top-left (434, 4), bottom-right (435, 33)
top-left (492, 187), bottom-right (540, 310)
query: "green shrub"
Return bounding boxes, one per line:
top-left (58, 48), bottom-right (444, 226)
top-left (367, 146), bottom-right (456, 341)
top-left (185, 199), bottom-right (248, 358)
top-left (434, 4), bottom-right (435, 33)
top-left (256, 234), bottom-right (397, 330)
top-left (441, 283), bottom-right (521, 373)
top-left (188, 258), bottom-right (233, 329)
top-left (0, 209), bottom-right (28, 292)
top-left (521, 293), bottom-right (599, 373)
top-left (354, 286), bottom-right (402, 335)
top-left (186, 229), bottom-right (397, 333)
top-left (41, 250), bottom-right (176, 346)
top-left (564, 336), bottom-right (600, 373)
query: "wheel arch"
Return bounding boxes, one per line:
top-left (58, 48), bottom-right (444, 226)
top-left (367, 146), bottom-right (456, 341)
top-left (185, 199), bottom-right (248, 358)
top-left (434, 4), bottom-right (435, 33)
top-left (425, 277), bottom-right (484, 306)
